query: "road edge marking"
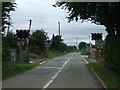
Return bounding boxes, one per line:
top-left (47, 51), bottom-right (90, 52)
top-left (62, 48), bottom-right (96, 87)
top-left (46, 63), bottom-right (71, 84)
top-left (82, 58), bottom-right (89, 64)
top-left (91, 68), bottom-right (107, 88)
top-left (40, 61), bottom-right (46, 65)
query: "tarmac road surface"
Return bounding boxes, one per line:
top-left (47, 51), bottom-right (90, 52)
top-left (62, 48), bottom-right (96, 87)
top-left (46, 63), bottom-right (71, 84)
top-left (3, 52), bottom-right (103, 89)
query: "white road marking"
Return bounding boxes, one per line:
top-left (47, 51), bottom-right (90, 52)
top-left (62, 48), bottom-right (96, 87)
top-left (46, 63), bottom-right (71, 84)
top-left (41, 80), bottom-right (53, 90)
top-left (29, 61), bottom-right (34, 64)
top-left (42, 58), bottom-right (71, 90)
top-left (40, 61), bottom-right (46, 65)
top-left (90, 59), bottom-right (96, 62)
top-left (83, 58), bottom-right (89, 64)
top-left (51, 69), bottom-right (61, 80)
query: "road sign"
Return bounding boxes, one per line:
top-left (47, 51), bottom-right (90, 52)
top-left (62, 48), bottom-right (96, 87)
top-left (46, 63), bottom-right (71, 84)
top-left (45, 40), bottom-right (52, 49)
top-left (95, 40), bottom-right (104, 49)
top-left (16, 30), bottom-right (30, 39)
top-left (17, 41), bottom-right (25, 46)
top-left (91, 33), bottom-right (102, 40)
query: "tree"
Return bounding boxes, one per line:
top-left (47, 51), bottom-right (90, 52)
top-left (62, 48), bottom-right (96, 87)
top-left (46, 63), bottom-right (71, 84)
top-left (53, 2), bottom-right (120, 72)
top-left (51, 34), bottom-right (77, 52)
top-left (68, 45), bottom-right (77, 51)
top-left (79, 42), bottom-right (86, 50)
top-left (29, 29), bottom-right (48, 55)
top-left (51, 35), bottom-right (64, 51)
top-left (2, 32), bottom-right (17, 61)
top-left (2, 2), bottom-right (17, 32)
top-left (54, 2), bottom-right (120, 35)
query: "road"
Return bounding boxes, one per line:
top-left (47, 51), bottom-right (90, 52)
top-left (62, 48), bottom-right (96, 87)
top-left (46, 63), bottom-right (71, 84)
top-left (3, 53), bottom-right (103, 89)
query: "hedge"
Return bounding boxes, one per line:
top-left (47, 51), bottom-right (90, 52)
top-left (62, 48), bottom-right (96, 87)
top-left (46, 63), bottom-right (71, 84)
top-left (104, 35), bottom-right (120, 73)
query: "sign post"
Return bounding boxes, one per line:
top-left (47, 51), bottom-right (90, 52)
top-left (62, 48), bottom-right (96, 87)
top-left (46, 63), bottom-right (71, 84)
top-left (91, 33), bottom-right (105, 62)
top-left (15, 20), bottom-right (32, 63)
top-left (16, 29), bottom-right (30, 63)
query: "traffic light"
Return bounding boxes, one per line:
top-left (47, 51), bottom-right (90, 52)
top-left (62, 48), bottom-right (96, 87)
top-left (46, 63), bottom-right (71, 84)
top-left (91, 33), bottom-right (102, 40)
top-left (16, 30), bottom-right (30, 39)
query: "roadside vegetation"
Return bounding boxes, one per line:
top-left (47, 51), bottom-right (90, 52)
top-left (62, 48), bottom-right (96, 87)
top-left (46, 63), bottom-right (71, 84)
top-left (54, 2), bottom-right (120, 74)
top-left (3, 2), bottom-right (120, 84)
top-left (47, 50), bottom-right (69, 58)
top-left (2, 30), bottom-right (77, 80)
top-left (80, 50), bottom-right (91, 55)
top-left (2, 62), bottom-right (39, 80)
top-left (89, 62), bottom-right (119, 88)
top-left (47, 50), bottom-right (80, 58)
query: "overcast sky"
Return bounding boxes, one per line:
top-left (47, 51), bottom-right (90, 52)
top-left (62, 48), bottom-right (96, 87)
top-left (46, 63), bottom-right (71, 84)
top-left (10, 0), bottom-right (107, 46)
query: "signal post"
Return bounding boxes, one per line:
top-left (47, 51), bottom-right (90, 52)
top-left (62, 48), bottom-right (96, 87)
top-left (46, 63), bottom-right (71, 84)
top-left (16, 30), bottom-right (30, 63)
top-left (91, 33), bottom-right (104, 63)
top-left (15, 20), bottom-right (32, 63)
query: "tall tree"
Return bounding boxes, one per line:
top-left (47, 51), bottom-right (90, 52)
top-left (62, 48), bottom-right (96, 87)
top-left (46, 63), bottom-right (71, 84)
top-left (53, 2), bottom-right (120, 35)
top-left (51, 35), bottom-right (63, 51)
top-left (2, 2), bottom-right (17, 32)
top-left (29, 29), bottom-right (48, 55)
top-left (79, 42), bottom-right (86, 50)
top-left (2, 32), bottom-right (17, 61)
top-left (53, 2), bottom-right (120, 72)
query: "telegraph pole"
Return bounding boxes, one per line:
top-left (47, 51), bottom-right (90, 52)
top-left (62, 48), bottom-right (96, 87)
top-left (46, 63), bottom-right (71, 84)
top-left (58, 22), bottom-right (60, 36)
top-left (89, 35), bottom-right (92, 53)
top-left (29, 20), bottom-right (32, 31)
top-left (76, 37), bottom-right (78, 49)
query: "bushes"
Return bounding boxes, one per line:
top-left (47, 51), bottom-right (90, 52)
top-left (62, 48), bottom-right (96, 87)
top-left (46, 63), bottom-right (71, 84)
top-left (104, 35), bottom-right (120, 73)
top-left (29, 30), bottom-right (47, 55)
top-left (2, 32), bottom-right (17, 61)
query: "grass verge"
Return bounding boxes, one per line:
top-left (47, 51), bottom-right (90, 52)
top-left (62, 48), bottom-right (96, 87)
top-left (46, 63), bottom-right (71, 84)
top-left (80, 50), bottom-right (91, 55)
top-left (47, 50), bottom-right (69, 58)
top-left (2, 62), bottom-right (39, 80)
top-left (47, 50), bottom-right (80, 58)
top-left (89, 62), bottom-right (119, 88)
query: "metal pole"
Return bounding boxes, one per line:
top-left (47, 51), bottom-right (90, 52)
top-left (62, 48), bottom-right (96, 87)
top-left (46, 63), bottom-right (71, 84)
top-left (58, 22), bottom-right (60, 36)
top-left (26, 20), bottom-right (32, 50)
top-left (29, 20), bottom-right (32, 30)
top-left (26, 39), bottom-right (29, 50)
top-left (89, 35), bottom-right (92, 53)
top-left (76, 37), bottom-right (78, 49)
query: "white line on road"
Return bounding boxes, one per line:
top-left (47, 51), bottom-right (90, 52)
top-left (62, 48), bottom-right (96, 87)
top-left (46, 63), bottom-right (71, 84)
top-left (82, 58), bottom-right (89, 64)
top-left (51, 69), bottom-right (61, 80)
top-left (40, 61), bottom-right (46, 65)
top-left (42, 58), bottom-right (71, 90)
top-left (41, 80), bottom-right (53, 90)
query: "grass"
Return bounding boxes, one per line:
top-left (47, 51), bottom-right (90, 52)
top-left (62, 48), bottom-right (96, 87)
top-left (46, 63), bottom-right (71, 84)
top-left (47, 50), bottom-right (69, 58)
top-left (80, 50), bottom-right (91, 55)
top-left (89, 62), bottom-right (119, 88)
top-left (2, 50), bottom-right (79, 80)
top-left (47, 50), bottom-right (80, 58)
top-left (2, 62), bottom-right (39, 80)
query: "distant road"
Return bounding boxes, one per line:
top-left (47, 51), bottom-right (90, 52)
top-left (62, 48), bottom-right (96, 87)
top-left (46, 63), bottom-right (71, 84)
top-left (3, 53), bottom-right (103, 89)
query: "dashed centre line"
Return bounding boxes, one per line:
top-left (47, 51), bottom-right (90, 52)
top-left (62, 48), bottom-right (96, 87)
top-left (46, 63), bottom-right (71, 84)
top-left (41, 58), bottom-right (71, 90)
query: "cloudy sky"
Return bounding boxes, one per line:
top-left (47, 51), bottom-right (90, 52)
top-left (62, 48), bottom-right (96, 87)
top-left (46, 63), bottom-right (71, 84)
top-left (10, 0), bottom-right (107, 46)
